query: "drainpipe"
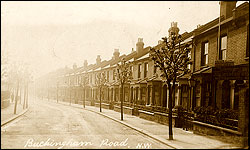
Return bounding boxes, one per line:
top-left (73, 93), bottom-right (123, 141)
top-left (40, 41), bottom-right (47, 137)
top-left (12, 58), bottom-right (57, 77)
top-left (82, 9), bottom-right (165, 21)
top-left (217, 1), bottom-right (221, 60)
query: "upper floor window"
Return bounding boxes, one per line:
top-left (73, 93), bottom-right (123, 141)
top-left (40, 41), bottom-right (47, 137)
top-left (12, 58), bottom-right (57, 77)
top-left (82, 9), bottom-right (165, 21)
top-left (130, 66), bottom-right (133, 78)
top-left (144, 63), bottom-right (148, 78)
top-left (75, 76), bottom-right (78, 85)
top-left (78, 75), bottom-right (81, 85)
top-left (113, 69), bottom-right (116, 80)
top-left (90, 74), bottom-right (92, 84)
top-left (201, 41), bottom-right (209, 66)
top-left (67, 77), bottom-right (69, 85)
top-left (107, 71), bottom-right (109, 82)
top-left (154, 65), bottom-right (157, 74)
top-left (220, 35), bottom-right (227, 60)
top-left (188, 51), bottom-right (191, 69)
top-left (138, 64), bottom-right (142, 78)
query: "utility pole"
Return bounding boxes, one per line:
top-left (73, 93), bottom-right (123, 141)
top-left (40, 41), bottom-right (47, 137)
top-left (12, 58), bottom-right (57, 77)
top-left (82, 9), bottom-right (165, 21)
top-left (217, 1), bottom-right (221, 60)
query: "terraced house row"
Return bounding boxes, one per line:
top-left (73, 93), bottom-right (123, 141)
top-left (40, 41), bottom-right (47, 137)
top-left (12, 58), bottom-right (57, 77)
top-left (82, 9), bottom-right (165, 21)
top-left (35, 1), bottom-right (249, 146)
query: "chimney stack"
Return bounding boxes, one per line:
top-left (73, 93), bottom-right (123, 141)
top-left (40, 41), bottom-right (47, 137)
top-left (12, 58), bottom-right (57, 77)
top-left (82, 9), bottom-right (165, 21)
top-left (73, 63), bottom-right (77, 70)
top-left (96, 55), bottom-right (101, 65)
top-left (136, 38), bottom-right (144, 53)
top-left (84, 60), bottom-right (88, 69)
top-left (113, 49), bottom-right (120, 60)
top-left (168, 22), bottom-right (180, 37)
top-left (220, 1), bottom-right (237, 19)
top-left (158, 40), bottom-right (163, 45)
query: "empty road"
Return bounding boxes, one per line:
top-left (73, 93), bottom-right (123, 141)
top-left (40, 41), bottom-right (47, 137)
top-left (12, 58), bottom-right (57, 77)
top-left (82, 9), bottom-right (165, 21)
top-left (1, 97), bottom-right (172, 149)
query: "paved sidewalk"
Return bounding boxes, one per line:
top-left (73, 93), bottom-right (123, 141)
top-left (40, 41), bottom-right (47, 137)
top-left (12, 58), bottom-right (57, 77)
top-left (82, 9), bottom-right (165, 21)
top-left (1, 101), bottom-right (27, 125)
top-left (47, 99), bottom-right (242, 149)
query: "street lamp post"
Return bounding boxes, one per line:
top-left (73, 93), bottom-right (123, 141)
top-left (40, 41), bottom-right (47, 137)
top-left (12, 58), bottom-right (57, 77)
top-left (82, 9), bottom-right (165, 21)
top-left (183, 75), bottom-right (196, 131)
top-left (188, 76), bottom-right (196, 111)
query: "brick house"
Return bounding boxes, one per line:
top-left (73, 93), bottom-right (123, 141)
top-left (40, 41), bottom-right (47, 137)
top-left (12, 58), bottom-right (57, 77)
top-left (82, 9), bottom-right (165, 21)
top-left (189, 1), bottom-right (249, 146)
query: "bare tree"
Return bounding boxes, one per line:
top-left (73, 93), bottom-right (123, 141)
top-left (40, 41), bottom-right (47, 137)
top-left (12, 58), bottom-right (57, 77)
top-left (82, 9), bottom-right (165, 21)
top-left (80, 73), bottom-right (89, 108)
top-left (12, 62), bottom-right (24, 114)
top-left (95, 72), bottom-right (107, 112)
top-left (150, 32), bottom-right (191, 140)
top-left (116, 58), bottom-right (132, 121)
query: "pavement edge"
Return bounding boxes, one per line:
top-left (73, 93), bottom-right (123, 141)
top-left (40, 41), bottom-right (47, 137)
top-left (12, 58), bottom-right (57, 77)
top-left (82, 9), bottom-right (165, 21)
top-left (85, 108), bottom-right (182, 149)
top-left (1, 108), bottom-right (29, 127)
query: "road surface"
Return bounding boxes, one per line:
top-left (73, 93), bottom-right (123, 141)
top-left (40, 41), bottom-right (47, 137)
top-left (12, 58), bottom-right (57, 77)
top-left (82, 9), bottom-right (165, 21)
top-left (1, 97), bottom-right (172, 149)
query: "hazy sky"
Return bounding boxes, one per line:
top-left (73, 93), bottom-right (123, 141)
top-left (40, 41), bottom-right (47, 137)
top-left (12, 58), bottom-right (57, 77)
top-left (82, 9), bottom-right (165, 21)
top-left (1, 1), bottom-right (248, 79)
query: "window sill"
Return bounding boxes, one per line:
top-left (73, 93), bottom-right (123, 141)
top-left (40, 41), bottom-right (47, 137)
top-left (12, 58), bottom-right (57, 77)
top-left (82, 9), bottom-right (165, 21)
top-left (244, 57), bottom-right (249, 60)
top-left (200, 65), bottom-right (209, 69)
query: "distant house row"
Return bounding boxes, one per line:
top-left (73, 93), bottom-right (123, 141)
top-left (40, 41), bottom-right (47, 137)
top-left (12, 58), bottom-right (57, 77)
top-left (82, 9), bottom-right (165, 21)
top-left (35, 1), bottom-right (249, 145)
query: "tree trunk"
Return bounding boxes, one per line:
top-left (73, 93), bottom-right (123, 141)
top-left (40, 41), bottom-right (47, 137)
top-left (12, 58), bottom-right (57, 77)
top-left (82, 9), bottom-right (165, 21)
top-left (121, 84), bottom-right (124, 121)
top-left (100, 87), bottom-right (102, 112)
top-left (168, 82), bottom-right (173, 140)
top-left (70, 88), bottom-right (71, 105)
top-left (26, 83), bottom-right (28, 108)
top-left (48, 88), bottom-right (49, 101)
top-left (56, 86), bottom-right (58, 103)
top-left (14, 80), bottom-right (19, 114)
top-left (23, 84), bottom-right (26, 109)
top-left (11, 88), bottom-right (14, 103)
top-left (19, 86), bottom-right (22, 104)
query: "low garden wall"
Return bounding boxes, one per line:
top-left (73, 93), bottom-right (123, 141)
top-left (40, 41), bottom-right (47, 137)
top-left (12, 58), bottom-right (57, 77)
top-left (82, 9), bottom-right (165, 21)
top-left (101, 103), bottom-right (110, 109)
top-left (114, 105), bottom-right (133, 115)
top-left (94, 102), bottom-right (110, 109)
top-left (192, 106), bottom-right (243, 146)
top-left (1, 91), bottom-right (10, 109)
top-left (1, 98), bottom-right (10, 109)
top-left (138, 110), bottom-right (177, 126)
top-left (193, 121), bottom-right (242, 145)
top-left (138, 110), bottom-right (154, 121)
top-left (154, 112), bottom-right (177, 126)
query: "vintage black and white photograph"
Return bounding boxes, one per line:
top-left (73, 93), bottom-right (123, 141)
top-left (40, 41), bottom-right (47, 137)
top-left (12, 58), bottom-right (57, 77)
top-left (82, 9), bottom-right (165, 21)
top-left (1, 1), bottom-right (249, 149)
